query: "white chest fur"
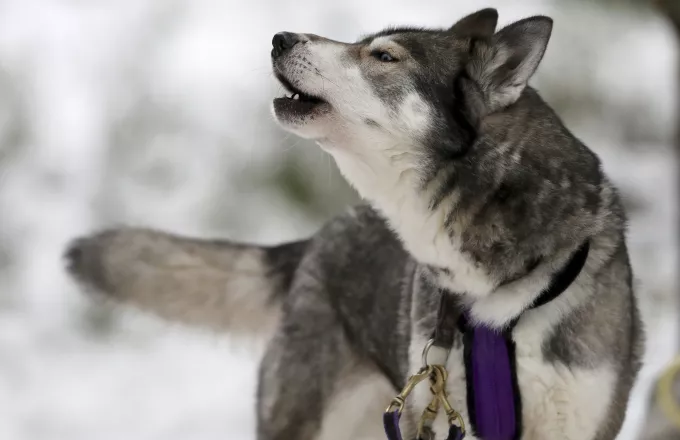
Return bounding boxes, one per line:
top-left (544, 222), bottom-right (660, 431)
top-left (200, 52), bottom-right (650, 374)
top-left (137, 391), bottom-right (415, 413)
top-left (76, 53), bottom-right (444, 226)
top-left (406, 312), bottom-right (616, 440)
top-left (329, 144), bottom-right (496, 299)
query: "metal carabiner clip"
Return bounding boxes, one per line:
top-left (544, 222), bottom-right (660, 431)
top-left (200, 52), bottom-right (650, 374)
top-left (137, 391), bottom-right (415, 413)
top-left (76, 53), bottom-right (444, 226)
top-left (385, 365), bottom-right (433, 414)
top-left (416, 364), bottom-right (446, 438)
top-left (431, 365), bottom-right (466, 435)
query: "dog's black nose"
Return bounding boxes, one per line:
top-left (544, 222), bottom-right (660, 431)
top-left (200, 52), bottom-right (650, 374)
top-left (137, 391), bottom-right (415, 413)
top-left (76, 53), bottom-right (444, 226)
top-left (272, 32), bottom-right (300, 58)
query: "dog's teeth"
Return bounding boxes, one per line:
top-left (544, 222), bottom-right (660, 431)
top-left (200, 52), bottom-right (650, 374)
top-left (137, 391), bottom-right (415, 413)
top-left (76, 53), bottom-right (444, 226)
top-left (293, 93), bottom-right (300, 100)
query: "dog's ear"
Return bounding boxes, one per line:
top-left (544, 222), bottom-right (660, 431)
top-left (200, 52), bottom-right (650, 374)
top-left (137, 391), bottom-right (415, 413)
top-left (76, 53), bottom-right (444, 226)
top-left (448, 8), bottom-right (498, 38)
top-left (466, 16), bottom-right (553, 112)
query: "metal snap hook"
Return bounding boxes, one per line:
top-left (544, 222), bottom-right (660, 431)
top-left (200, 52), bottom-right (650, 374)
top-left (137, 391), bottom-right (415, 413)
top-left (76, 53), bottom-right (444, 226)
top-left (385, 365), bottom-right (433, 414)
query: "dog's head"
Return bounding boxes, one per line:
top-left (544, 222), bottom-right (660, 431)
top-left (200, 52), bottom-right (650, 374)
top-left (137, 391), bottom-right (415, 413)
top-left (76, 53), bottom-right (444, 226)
top-left (270, 9), bottom-right (552, 189)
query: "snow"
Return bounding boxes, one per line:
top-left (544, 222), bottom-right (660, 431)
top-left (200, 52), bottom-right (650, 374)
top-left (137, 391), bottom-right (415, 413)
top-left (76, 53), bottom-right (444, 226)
top-left (0, 1), bottom-right (676, 439)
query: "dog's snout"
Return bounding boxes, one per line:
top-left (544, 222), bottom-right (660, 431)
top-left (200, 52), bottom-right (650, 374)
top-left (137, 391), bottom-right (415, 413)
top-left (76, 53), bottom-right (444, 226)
top-left (272, 32), bottom-right (301, 58)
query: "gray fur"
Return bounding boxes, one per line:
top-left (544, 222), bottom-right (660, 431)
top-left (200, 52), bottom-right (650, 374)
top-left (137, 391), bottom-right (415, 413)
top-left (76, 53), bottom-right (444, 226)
top-left (65, 8), bottom-right (643, 440)
top-left (66, 228), bottom-right (307, 336)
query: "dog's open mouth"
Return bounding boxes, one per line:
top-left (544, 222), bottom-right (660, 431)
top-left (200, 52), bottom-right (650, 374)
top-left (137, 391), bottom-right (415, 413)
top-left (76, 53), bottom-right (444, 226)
top-left (273, 72), bottom-right (330, 119)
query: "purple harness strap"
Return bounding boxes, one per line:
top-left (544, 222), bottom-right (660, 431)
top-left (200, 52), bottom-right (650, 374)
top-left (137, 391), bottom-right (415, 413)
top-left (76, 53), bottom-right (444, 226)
top-left (383, 241), bottom-right (590, 440)
top-left (383, 411), bottom-right (464, 440)
top-left (383, 411), bottom-right (404, 440)
top-left (461, 317), bottom-right (520, 440)
top-left (461, 241), bottom-right (589, 439)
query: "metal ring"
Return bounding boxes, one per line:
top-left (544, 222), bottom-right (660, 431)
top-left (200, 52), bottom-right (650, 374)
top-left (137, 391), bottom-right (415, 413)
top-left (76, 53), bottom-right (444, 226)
top-left (421, 338), bottom-right (436, 368)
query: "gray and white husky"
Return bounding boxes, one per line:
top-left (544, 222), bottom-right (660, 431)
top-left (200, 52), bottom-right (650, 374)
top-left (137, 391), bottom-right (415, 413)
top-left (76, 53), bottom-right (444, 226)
top-left (64, 8), bottom-right (644, 440)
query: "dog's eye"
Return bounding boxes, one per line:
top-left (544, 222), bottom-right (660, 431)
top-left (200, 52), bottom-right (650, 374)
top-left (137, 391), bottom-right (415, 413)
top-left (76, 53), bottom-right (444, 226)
top-left (372, 51), bottom-right (397, 62)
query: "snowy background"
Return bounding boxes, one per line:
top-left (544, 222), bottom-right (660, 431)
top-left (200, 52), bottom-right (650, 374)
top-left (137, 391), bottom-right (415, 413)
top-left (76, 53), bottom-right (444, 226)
top-left (0, 1), bottom-right (677, 439)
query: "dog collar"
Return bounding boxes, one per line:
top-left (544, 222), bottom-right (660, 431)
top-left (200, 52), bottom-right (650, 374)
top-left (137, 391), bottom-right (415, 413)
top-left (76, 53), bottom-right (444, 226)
top-left (383, 241), bottom-right (590, 440)
top-left (437, 241), bottom-right (590, 440)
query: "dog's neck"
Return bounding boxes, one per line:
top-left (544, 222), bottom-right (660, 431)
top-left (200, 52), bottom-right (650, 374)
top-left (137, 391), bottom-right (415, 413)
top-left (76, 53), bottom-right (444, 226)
top-left (324, 137), bottom-right (590, 329)
top-left (327, 139), bottom-right (497, 293)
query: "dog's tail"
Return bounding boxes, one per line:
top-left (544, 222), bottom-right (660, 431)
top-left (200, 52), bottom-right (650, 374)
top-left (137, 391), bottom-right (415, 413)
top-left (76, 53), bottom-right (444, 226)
top-left (64, 228), bottom-right (308, 338)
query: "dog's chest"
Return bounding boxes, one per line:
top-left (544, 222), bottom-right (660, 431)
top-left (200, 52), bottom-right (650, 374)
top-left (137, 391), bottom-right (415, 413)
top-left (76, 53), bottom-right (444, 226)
top-left (405, 321), bottom-right (616, 440)
top-left (332, 151), bottom-right (495, 297)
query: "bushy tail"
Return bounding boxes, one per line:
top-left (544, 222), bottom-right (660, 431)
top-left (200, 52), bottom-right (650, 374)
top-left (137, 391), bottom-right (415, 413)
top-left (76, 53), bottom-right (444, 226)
top-left (64, 227), bottom-right (307, 337)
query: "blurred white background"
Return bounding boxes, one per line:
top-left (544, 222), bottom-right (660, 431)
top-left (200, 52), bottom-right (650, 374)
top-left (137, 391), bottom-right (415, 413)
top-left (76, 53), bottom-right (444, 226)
top-left (0, 0), bottom-right (677, 439)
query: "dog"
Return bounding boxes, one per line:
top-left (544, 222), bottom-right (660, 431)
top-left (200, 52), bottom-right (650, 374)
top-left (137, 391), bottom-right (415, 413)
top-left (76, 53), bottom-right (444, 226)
top-left (64, 8), bottom-right (644, 440)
